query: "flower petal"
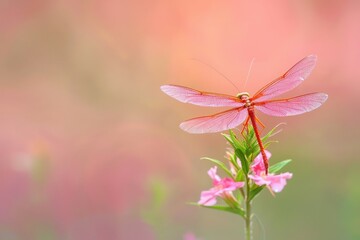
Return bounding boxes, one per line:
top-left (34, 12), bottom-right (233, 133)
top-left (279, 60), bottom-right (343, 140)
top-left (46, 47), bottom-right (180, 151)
top-left (198, 189), bottom-right (218, 206)
top-left (266, 172), bottom-right (293, 193)
top-left (251, 150), bottom-right (271, 175)
top-left (208, 166), bottom-right (221, 183)
top-left (248, 174), bottom-right (271, 186)
top-left (199, 167), bottom-right (245, 206)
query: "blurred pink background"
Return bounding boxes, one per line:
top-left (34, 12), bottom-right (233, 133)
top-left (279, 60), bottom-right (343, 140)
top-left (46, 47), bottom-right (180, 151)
top-left (0, 1), bottom-right (359, 239)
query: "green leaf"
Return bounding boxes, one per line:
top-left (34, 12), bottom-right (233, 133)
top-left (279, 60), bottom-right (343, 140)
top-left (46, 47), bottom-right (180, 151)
top-left (261, 123), bottom-right (285, 143)
top-left (249, 186), bottom-right (265, 201)
top-left (222, 133), bottom-right (233, 146)
top-left (247, 143), bottom-right (259, 158)
top-left (252, 149), bottom-right (260, 161)
top-left (263, 140), bottom-right (278, 149)
top-left (235, 169), bottom-right (244, 182)
top-left (269, 159), bottom-right (292, 173)
top-left (229, 130), bottom-right (244, 151)
top-left (234, 189), bottom-right (244, 203)
top-left (248, 131), bottom-right (257, 144)
top-left (229, 152), bottom-right (237, 165)
top-left (201, 157), bottom-right (233, 177)
top-left (223, 132), bottom-right (244, 153)
top-left (227, 152), bottom-right (237, 169)
top-left (235, 149), bottom-right (249, 175)
top-left (188, 202), bottom-right (245, 218)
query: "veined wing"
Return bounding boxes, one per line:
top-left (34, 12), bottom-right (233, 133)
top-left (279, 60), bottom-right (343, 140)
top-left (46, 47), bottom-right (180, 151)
top-left (180, 107), bottom-right (248, 134)
top-left (160, 85), bottom-right (244, 107)
top-left (254, 93), bottom-right (328, 117)
top-left (252, 55), bottom-right (317, 102)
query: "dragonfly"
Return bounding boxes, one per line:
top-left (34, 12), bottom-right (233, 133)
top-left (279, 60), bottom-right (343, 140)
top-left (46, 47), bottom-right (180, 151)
top-left (160, 55), bottom-right (328, 173)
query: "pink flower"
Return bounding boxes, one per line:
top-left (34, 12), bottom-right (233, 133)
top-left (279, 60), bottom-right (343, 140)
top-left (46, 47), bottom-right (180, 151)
top-left (251, 150), bottom-right (271, 175)
top-left (198, 166), bottom-right (244, 206)
top-left (248, 151), bottom-right (292, 193)
top-left (249, 172), bottom-right (293, 193)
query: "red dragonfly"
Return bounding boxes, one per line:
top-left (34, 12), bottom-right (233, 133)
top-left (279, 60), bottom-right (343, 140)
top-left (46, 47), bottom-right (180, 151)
top-left (160, 55), bottom-right (328, 173)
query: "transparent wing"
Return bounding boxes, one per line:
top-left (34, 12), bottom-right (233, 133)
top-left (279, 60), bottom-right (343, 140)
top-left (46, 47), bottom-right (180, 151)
top-left (252, 55), bottom-right (317, 102)
top-left (254, 93), bottom-right (328, 117)
top-left (180, 107), bottom-right (248, 134)
top-left (160, 85), bottom-right (244, 107)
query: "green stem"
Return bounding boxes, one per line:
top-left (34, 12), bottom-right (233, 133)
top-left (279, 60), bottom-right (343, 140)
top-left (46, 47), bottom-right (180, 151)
top-left (244, 175), bottom-right (252, 240)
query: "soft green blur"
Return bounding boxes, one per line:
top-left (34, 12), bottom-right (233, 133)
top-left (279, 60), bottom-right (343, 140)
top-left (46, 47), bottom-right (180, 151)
top-left (0, 1), bottom-right (359, 239)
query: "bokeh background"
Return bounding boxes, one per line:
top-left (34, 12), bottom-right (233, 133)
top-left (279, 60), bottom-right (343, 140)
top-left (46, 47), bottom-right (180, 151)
top-left (0, 1), bottom-right (359, 239)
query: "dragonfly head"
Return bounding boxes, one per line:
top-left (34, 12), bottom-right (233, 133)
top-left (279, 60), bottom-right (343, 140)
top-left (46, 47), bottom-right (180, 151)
top-left (236, 92), bottom-right (250, 100)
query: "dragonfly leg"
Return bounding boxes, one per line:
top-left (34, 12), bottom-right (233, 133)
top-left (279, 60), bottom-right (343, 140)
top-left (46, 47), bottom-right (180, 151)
top-left (255, 116), bottom-right (265, 133)
top-left (241, 116), bottom-right (250, 138)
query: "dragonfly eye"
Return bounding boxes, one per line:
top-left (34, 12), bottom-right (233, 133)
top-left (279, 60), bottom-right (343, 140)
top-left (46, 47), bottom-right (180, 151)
top-left (236, 92), bottom-right (250, 100)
